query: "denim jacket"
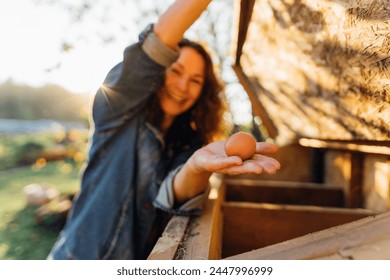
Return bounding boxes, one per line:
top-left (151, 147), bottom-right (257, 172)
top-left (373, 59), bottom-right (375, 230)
top-left (48, 25), bottom-right (208, 260)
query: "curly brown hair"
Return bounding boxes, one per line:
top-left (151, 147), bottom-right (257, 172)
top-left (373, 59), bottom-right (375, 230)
top-left (147, 39), bottom-right (228, 145)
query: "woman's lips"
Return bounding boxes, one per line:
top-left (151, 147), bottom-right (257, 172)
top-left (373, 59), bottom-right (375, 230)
top-left (167, 91), bottom-right (186, 103)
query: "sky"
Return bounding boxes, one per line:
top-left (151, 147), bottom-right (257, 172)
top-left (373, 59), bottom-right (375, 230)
top-left (0, 0), bottom-right (141, 94)
top-left (0, 0), bottom-right (253, 124)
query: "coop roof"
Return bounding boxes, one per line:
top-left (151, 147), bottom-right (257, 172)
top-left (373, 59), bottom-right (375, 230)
top-left (232, 0), bottom-right (390, 148)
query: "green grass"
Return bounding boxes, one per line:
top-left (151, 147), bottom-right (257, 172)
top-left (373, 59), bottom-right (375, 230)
top-left (0, 133), bottom-right (52, 170)
top-left (0, 131), bottom-right (88, 170)
top-left (0, 161), bottom-right (81, 260)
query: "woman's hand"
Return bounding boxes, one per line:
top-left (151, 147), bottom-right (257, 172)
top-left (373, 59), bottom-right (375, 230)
top-left (174, 139), bottom-right (281, 203)
top-left (188, 140), bottom-right (281, 176)
top-left (154, 0), bottom-right (212, 48)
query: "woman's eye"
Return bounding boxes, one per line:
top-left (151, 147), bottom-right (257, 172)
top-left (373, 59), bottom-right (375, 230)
top-left (170, 68), bottom-right (181, 75)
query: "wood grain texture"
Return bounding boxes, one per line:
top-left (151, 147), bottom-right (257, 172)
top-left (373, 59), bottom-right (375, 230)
top-left (176, 187), bottom-right (224, 260)
top-left (221, 201), bottom-right (375, 258)
top-left (225, 178), bottom-right (345, 207)
top-left (225, 211), bottom-right (390, 260)
top-left (236, 0), bottom-right (390, 144)
top-left (147, 216), bottom-right (189, 260)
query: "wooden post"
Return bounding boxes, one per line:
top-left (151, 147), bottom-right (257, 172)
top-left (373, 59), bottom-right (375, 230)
top-left (346, 152), bottom-right (364, 208)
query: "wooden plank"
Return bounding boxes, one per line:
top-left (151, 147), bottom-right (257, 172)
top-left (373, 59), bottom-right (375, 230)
top-left (177, 191), bottom-right (223, 260)
top-left (299, 138), bottom-right (390, 156)
top-left (225, 211), bottom-right (390, 260)
top-left (148, 176), bottom-right (225, 260)
top-left (207, 195), bottom-right (223, 260)
top-left (225, 178), bottom-right (344, 207)
top-left (235, 0), bottom-right (256, 65)
top-left (221, 202), bottom-right (375, 258)
top-left (147, 216), bottom-right (189, 260)
top-left (233, 65), bottom-right (278, 138)
top-left (346, 152), bottom-right (364, 208)
top-left (225, 178), bottom-right (343, 189)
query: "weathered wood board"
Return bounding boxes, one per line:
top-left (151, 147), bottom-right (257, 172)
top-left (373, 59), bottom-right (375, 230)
top-left (225, 178), bottom-right (345, 207)
top-left (147, 216), bottom-right (189, 260)
top-left (225, 211), bottom-right (390, 260)
top-left (148, 177), bottom-right (383, 260)
top-left (148, 188), bottom-right (223, 260)
top-left (222, 201), bottom-right (375, 258)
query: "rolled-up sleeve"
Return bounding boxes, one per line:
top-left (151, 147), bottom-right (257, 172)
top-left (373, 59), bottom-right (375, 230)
top-left (142, 32), bottom-right (180, 68)
top-left (153, 165), bottom-right (210, 216)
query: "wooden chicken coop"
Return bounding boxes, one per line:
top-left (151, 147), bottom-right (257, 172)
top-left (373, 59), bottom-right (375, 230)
top-left (148, 176), bottom-right (390, 260)
top-left (148, 0), bottom-right (390, 260)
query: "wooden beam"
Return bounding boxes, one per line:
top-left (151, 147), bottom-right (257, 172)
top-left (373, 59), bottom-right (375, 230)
top-left (232, 0), bottom-right (279, 139)
top-left (148, 179), bottom-right (225, 260)
top-left (224, 178), bottom-right (342, 189)
top-left (221, 201), bottom-right (375, 258)
top-left (225, 179), bottom-right (345, 207)
top-left (233, 65), bottom-right (279, 139)
top-left (346, 152), bottom-right (364, 208)
top-left (235, 0), bottom-right (256, 65)
top-left (147, 216), bottom-right (189, 260)
top-left (299, 138), bottom-right (390, 155)
top-left (225, 211), bottom-right (390, 260)
top-left (178, 197), bottom-right (223, 260)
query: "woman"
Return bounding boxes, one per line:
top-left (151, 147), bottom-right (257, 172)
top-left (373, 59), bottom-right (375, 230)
top-left (48, 0), bottom-right (280, 260)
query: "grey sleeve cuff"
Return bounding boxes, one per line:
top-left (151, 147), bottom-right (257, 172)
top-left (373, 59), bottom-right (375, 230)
top-left (153, 165), bottom-right (210, 216)
top-left (142, 32), bottom-right (180, 68)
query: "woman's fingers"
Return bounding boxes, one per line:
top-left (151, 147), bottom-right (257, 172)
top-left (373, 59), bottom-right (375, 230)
top-left (214, 154), bottom-right (281, 175)
top-left (256, 142), bottom-right (279, 155)
top-left (216, 160), bottom-right (263, 175)
top-left (252, 154), bottom-right (281, 173)
top-left (192, 149), bottom-right (242, 173)
top-left (192, 141), bottom-right (281, 175)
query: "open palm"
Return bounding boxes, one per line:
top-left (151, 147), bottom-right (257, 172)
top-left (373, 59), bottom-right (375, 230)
top-left (189, 140), bottom-right (281, 176)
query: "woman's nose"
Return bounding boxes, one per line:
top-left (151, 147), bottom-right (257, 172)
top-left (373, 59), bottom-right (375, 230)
top-left (177, 77), bottom-right (189, 92)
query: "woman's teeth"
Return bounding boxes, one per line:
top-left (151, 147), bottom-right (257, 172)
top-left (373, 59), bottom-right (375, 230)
top-left (168, 92), bottom-right (186, 103)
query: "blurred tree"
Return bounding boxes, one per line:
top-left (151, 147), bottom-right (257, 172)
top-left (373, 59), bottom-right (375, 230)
top-left (0, 80), bottom-right (90, 121)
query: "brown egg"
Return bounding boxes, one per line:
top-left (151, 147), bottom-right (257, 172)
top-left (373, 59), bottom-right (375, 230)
top-left (224, 132), bottom-right (256, 160)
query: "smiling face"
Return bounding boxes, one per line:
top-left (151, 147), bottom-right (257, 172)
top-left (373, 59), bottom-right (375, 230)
top-left (159, 46), bottom-right (205, 121)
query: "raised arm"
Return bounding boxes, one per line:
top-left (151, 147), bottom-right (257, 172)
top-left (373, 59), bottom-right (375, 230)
top-left (153, 0), bottom-right (212, 49)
